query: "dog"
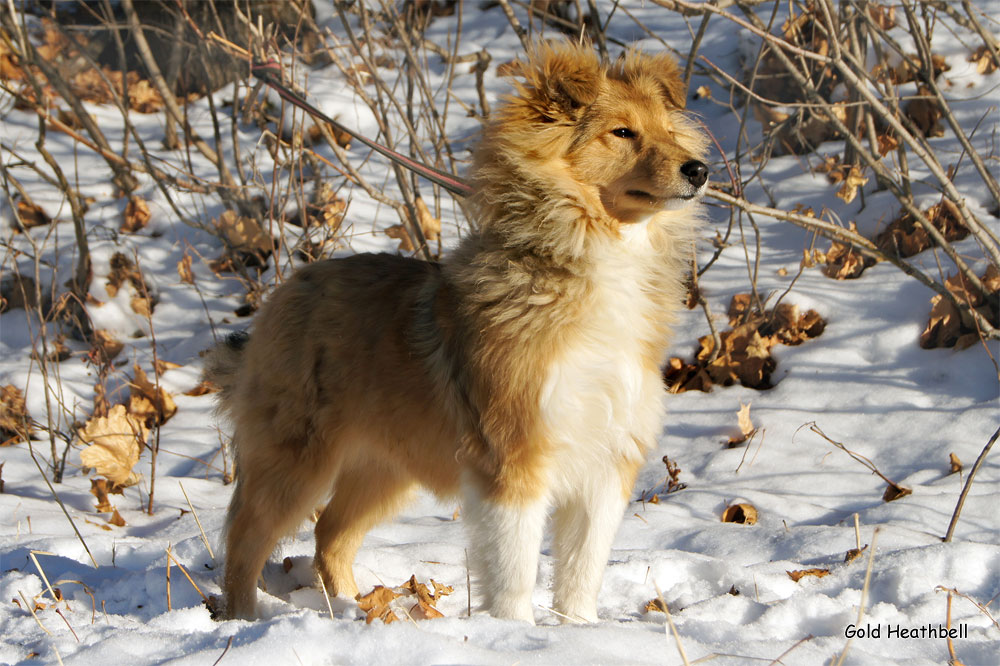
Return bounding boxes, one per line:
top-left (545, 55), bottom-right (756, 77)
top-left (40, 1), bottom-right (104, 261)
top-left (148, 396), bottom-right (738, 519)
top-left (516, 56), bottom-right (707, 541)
top-left (206, 41), bottom-right (709, 623)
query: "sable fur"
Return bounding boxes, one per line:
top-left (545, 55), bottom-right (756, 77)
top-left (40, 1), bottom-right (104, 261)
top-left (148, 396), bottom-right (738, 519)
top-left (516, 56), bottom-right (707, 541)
top-left (207, 41), bottom-right (709, 623)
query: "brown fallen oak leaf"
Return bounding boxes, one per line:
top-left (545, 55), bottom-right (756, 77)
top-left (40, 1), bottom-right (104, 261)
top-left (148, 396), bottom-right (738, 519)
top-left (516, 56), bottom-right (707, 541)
top-left (78, 404), bottom-right (147, 487)
top-left (722, 503), bottom-right (758, 525)
top-left (357, 585), bottom-right (401, 624)
top-left (787, 568), bottom-right (830, 582)
top-left (949, 453), bottom-right (963, 475)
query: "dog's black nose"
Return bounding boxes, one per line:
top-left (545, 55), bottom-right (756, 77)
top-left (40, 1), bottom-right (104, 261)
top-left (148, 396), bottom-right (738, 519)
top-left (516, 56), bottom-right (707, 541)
top-left (680, 160), bottom-right (708, 188)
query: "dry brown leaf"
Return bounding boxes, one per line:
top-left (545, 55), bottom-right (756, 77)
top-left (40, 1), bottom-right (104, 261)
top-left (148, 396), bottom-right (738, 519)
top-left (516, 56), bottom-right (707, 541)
top-left (868, 3), bottom-right (896, 30)
top-left (121, 196), bottom-right (151, 233)
top-left (948, 453), bottom-right (962, 475)
top-left (357, 585), bottom-right (400, 624)
top-left (727, 293), bottom-right (753, 326)
top-left (78, 404), bottom-right (146, 486)
top-left (694, 85), bottom-right (711, 100)
top-left (90, 329), bottom-right (124, 365)
top-left (844, 545), bottom-right (867, 564)
top-left (737, 402), bottom-right (755, 439)
top-left (408, 600), bottom-right (444, 620)
top-left (414, 197), bottom-right (441, 242)
top-left (1, 385), bottom-right (32, 446)
top-left (970, 45), bottom-right (999, 75)
top-left (644, 598), bottom-right (667, 613)
top-left (214, 210), bottom-right (272, 255)
top-left (385, 224), bottom-right (415, 253)
top-left (787, 568), bottom-right (830, 582)
top-left (882, 483), bottom-right (912, 502)
top-left (130, 364), bottom-right (177, 426)
top-left (16, 198), bottom-right (51, 229)
top-left (177, 254), bottom-right (195, 285)
top-left (920, 294), bottom-right (962, 349)
top-left (89, 478), bottom-right (124, 513)
top-left (109, 508), bottom-right (127, 527)
top-left (905, 87), bottom-right (944, 138)
top-left (836, 166), bottom-right (868, 204)
top-left (721, 503), bottom-right (758, 525)
top-left (184, 380), bottom-right (221, 397)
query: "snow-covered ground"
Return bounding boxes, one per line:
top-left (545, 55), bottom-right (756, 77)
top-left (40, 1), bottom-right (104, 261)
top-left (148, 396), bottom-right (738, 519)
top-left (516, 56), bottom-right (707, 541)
top-left (1, 2), bottom-right (998, 665)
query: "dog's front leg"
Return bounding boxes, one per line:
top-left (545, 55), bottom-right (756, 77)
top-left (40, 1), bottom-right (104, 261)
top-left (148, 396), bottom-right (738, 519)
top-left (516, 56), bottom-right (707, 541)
top-left (462, 477), bottom-right (547, 623)
top-left (551, 476), bottom-right (632, 623)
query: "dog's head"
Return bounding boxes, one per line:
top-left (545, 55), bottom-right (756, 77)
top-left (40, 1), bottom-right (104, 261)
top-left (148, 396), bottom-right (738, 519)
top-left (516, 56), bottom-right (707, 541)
top-left (483, 42), bottom-right (710, 225)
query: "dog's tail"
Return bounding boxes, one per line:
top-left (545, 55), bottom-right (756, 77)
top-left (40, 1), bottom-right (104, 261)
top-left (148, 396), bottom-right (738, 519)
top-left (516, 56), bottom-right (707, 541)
top-left (203, 331), bottom-right (249, 417)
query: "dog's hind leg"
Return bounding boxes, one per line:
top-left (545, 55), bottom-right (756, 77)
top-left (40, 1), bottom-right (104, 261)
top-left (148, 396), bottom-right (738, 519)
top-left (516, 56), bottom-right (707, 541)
top-left (314, 463), bottom-right (416, 600)
top-left (551, 472), bottom-right (634, 623)
top-left (223, 435), bottom-right (343, 620)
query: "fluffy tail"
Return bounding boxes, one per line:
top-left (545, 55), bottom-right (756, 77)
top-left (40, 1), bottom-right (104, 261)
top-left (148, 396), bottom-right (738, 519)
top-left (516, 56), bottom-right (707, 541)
top-left (203, 331), bottom-right (249, 416)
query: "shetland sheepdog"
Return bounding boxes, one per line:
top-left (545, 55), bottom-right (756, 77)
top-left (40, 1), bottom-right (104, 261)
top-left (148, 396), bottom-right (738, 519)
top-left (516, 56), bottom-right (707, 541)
top-left (207, 41), bottom-right (709, 623)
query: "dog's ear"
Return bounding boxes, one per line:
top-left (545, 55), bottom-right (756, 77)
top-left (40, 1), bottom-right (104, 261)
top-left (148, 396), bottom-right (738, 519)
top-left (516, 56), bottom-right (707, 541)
top-left (503, 43), bottom-right (602, 120)
top-left (648, 53), bottom-right (687, 110)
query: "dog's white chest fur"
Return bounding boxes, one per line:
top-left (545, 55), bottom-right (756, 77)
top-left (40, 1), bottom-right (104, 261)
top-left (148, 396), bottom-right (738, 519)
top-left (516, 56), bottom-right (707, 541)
top-left (539, 218), bottom-right (667, 497)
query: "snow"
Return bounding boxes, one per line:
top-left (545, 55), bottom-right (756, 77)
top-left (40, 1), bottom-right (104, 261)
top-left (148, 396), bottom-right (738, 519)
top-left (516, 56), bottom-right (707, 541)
top-left (1, 2), bottom-right (998, 665)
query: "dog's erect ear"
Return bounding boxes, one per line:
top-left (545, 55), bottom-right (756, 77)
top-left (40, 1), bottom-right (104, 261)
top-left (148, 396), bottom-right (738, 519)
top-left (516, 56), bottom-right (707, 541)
top-left (648, 53), bottom-right (687, 110)
top-left (503, 43), bottom-right (602, 120)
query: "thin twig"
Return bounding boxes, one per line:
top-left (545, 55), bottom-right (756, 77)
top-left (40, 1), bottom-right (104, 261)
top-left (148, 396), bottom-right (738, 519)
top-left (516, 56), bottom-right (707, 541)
top-left (944, 426), bottom-right (999, 542)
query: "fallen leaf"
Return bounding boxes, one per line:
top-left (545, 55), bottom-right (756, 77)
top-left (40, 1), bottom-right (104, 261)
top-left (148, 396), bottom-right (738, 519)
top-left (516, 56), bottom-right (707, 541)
top-left (721, 503), bottom-right (758, 525)
top-left (644, 598), bottom-right (668, 613)
top-left (787, 568), bottom-right (830, 582)
top-left (121, 196), bottom-right (151, 233)
top-left (184, 380), bottom-right (221, 397)
top-left (89, 478), bottom-right (125, 513)
top-left (109, 508), bottom-right (127, 527)
top-left (129, 364), bottom-right (177, 426)
top-left (836, 166), bottom-right (868, 204)
top-left (214, 210), bottom-right (272, 255)
top-left (177, 254), bottom-right (195, 285)
top-left (1, 385), bottom-right (32, 446)
top-left (385, 224), bottom-right (415, 253)
top-left (969, 45), bottom-right (999, 75)
top-left (727, 402), bottom-right (757, 447)
top-left (15, 198), bottom-right (51, 229)
top-left (357, 585), bottom-right (400, 624)
top-left (882, 483), bottom-right (912, 502)
top-left (90, 329), bottom-right (124, 364)
top-left (408, 600), bottom-right (444, 620)
top-left (844, 545), bottom-right (867, 564)
top-left (78, 404), bottom-right (147, 486)
top-left (905, 87), bottom-right (944, 138)
top-left (949, 452), bottom-right (962, 474)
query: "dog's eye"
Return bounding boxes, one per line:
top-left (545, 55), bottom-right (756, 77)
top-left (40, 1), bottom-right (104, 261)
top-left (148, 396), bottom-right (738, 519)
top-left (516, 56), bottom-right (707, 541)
top-left (611, 127), bottom-right (637, 139)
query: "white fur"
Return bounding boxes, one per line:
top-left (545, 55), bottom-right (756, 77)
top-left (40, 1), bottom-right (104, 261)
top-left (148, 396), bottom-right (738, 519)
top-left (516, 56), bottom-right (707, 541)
top-left (466, 213), bottom-right (691, 624)
top-left (535, 217), bottom-right (672, 621)
top-left (462, 476), bottom-right (548, 623)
